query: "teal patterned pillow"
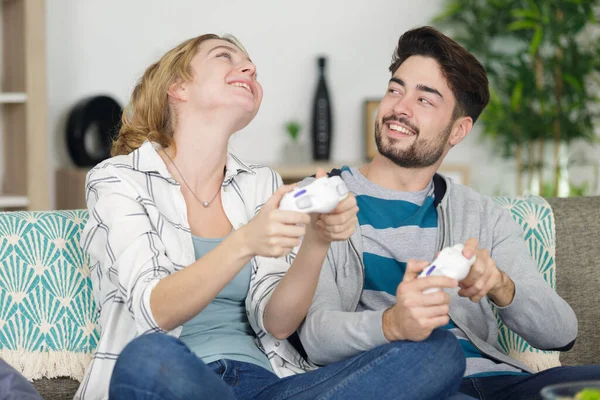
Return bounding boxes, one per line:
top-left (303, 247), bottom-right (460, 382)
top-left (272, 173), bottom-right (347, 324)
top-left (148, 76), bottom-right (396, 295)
top-left (492, 196), bottom-right (560, 371)
top-left (0, 210), bottom-right (99, 380)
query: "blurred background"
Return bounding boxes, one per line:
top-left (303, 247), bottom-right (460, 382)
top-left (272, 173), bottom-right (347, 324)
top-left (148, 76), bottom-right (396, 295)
top-left (1, 0), bottom-right (599, 211)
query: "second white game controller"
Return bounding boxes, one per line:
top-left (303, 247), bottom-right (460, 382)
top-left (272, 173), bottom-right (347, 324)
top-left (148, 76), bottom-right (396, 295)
top-left (279, 176), bottom-right (349, 214)
top-left (418, 244), bottom-right (476, 294)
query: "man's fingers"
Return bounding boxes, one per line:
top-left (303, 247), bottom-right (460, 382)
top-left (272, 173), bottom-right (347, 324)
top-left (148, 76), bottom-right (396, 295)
top-left (461, 259), bottom-right (486, 287)
top-left (420, 291), bottom-right (451, 306)
top-left (418, 304), bottom-right (450, 319)
top-left (414, 276), bottom-right (458, 292)
top-left (403, 259), bottom-right (430, 282)
top-left (463, 237), bottom-right (478, 259)
top-left (428, 315), bottom-right (451, 330)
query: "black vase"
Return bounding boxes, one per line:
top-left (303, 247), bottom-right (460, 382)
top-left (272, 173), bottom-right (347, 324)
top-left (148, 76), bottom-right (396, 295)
top-left (311, 57), bottom-right (332, 161)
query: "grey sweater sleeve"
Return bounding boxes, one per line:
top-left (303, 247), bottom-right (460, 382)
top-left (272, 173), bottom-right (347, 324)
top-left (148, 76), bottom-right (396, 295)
top-left (298, 252), bottom-right (389, 366)
top-left (491, 207), bottom-right (578, 350)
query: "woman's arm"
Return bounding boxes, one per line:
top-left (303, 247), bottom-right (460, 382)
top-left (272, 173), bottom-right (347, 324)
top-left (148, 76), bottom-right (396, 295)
top-left (85, 166), bottom-right (309, 333)
top-left (149, 231), bottom-right (254, 331)
top-left (263, 192), bottom-right (358, 340)
top-left (151, 184), bottom-right (312, 331)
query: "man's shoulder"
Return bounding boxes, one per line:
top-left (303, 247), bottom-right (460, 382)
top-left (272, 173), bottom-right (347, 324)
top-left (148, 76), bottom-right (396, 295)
top-left (445, 178), bottom-right (497, 209)
top-left (444, 178), bottom-right (512, 233)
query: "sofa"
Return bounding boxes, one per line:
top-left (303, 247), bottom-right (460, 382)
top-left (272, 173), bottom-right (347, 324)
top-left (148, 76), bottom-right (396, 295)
top-left (0, 195), bottom-right (598, 400)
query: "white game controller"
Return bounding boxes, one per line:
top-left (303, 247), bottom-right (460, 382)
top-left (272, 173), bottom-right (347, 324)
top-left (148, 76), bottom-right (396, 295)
top-left (418, 244), bottom-right (476, 294)
top-left (279, 176), bottom-right (349, 214)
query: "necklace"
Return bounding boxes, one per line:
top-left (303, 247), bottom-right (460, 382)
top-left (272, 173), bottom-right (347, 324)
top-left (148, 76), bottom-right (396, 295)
top-left (162, 149), bottom-right (222, 208)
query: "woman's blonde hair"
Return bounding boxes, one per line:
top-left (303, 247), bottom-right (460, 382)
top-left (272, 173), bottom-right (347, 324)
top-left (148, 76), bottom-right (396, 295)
top-left (111, 34), bottom-right (247, 156)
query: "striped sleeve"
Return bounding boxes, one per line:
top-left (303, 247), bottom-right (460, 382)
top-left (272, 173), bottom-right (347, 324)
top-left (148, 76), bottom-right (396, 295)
top-left (81, 165), bottom-right (181, 337)
top-left (246, 167), bottom-right (297, 334)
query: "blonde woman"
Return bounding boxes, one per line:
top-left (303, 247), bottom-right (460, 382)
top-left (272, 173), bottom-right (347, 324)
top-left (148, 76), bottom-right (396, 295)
top-left (76, 34), bottom-right (467, 400)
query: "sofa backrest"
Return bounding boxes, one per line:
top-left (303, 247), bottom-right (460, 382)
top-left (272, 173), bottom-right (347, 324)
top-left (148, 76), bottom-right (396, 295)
top-left (547, 196), bottom-right (600, 367)
top-left (0, 196), bottom-right (592, 381)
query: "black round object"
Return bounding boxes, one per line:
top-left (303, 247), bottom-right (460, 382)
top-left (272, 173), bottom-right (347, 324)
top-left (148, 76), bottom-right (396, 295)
top-left (66, 95), bottom-right (122, 167)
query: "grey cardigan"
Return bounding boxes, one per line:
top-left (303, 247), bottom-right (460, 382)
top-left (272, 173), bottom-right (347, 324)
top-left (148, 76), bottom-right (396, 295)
top-left (298, 173), bottom-right (577, 372)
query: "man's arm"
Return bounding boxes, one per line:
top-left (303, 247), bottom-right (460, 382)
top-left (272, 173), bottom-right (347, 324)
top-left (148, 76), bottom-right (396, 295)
top-left (299, 251), bottom-right (458, 365)
top-left (491, 208), bottom-right (578, 351)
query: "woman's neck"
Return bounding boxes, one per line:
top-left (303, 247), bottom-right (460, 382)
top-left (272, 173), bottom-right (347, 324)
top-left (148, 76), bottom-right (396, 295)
top-left (165, 121), bottom-right (231, 197)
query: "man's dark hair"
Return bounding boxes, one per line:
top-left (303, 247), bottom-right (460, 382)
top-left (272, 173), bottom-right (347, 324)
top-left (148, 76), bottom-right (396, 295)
top-left (389, 26), bottom-right (490, 122)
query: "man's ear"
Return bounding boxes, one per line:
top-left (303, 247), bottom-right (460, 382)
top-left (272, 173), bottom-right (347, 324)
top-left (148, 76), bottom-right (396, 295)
top-left (449, 116), bottom-right (473, 146)
top-left (168, 80), bottom-right (188, 102)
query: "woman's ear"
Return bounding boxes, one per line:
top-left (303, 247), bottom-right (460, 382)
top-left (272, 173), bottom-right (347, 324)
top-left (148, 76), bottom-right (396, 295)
top-left (168, 80), bottom-right (187, 102)
top-left (449, 116), bottom-right (473, 146)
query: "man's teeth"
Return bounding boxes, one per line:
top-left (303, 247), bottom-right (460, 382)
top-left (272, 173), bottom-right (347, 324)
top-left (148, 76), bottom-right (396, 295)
top-left (389, 124), bottom-right (415, 135)
top-left (230, 82), bottom-right (251, 92)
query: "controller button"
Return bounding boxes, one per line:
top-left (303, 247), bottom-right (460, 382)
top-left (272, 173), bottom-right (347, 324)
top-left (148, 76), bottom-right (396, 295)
top-left (296, 197), bottom-right (312, 209)
top-left (294, 189), bottom-right (307, 198)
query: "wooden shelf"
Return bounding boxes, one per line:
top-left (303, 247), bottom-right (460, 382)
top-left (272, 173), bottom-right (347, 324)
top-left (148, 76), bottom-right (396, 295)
top-left (0, 92), bottom-right (27, 103)
top-left (273, 162), bottom-right (471, 186)
top-left (55, 162), bottom-right (472, 209)
top-left (272, 162), bottom-right (352, 183)
top-left (56, 168), bottom-right (88, 210)
top-left (0, 195), bottom-right (29, 208)
top-left (0, 0), bottom-right (50, 211)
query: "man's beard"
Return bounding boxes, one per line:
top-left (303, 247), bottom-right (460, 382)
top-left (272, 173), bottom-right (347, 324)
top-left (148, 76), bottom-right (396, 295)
top-left (374, 116), bottom-right (452, 168)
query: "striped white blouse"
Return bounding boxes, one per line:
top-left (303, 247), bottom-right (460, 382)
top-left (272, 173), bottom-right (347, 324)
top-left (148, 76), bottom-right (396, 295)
top-left (75, 141), bottom-right (314, 400)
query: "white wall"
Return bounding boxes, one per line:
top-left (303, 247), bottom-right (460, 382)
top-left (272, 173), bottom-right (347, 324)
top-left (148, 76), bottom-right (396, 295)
top-left (47, 0), bottom-right (598, 201)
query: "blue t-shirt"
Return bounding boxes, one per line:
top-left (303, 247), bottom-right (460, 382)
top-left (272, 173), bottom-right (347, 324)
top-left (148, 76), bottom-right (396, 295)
top-left (179, 234), bottom-right (272, 372)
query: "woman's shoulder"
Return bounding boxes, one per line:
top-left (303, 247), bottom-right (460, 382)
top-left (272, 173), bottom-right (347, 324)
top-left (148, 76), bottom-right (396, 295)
top-left (227, 153), bottom-right (282, 184)
top-left (226, 153), bottom-right (283, 200)
top-left (86, 153), bottom-right (136, 182)
top-left (87, 142), bottom-right (161, 179)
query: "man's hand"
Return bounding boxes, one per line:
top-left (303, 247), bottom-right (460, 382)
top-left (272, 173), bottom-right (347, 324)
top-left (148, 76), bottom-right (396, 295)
top-left (458, 238), bottom-right (515, 306)
top-left (382, 260), bottom-right (458, 342)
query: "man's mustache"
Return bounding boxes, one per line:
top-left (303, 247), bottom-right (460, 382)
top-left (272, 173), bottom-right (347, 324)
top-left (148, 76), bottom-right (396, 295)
top-left (381, 115), bottom-right (419, 135)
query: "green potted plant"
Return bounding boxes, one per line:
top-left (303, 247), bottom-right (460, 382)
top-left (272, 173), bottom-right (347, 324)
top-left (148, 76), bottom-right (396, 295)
top-left (281, 120), bottom-right (308, 164)
top-left (433, 0), bottom-right (600, 196)
top-left (285, 121), bottom-right (302, 143)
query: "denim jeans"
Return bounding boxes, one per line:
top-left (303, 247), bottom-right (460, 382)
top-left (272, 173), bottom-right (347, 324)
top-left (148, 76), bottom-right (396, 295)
top-left (459, 365), bottom-right (600, 400)
top-left (0, 359), bottom-right (42, 400)
top-left (109, 328), bottom-right (468, 400)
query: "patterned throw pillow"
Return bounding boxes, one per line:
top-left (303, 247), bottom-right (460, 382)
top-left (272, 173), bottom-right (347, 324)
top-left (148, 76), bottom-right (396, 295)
top-left (492, 196), bottom-right (560, 371)
top-left (0, 210), bottom-right (99, 381)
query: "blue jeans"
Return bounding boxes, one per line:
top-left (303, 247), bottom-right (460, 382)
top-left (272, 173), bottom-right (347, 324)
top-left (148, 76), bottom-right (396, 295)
top-left (110, 329), bottom-right (468, 400)
top-left (0, 359), bottom-right (42, 400)
top-left (459, 365), bottom-right (600, 400)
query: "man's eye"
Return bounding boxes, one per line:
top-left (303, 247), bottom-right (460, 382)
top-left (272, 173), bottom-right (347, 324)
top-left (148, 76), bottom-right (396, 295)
top-left (419, 98), bottom-right (431, 105)
top-left (216, 52), bottom-right (232, 59)
top-left (388, 89), bottom-right (400, 95)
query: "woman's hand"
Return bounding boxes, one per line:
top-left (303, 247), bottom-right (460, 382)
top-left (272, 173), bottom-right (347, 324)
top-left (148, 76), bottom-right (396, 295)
top-left (308, 194), bottom-right (358, 244)
top-left (241, 185), bottom-right (311, 258)
top-left (306, 169), bottom-right (358, 245)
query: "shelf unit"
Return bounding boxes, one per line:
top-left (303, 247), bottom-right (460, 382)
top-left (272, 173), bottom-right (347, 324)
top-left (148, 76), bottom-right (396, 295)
top-left (1, 0), bottom-right (50, 211)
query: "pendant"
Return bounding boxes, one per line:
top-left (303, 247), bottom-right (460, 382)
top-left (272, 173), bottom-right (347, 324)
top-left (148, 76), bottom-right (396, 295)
top-left (202, 201), bottom-right (209, 207)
